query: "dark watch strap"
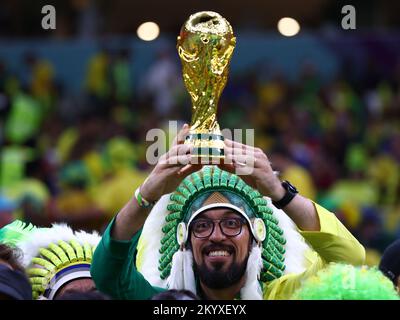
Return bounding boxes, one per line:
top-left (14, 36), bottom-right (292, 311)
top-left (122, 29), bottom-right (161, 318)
top-left (272, 181), bottom-right (298, 209)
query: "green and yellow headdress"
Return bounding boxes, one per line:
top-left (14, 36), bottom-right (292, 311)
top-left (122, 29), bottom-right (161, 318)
top-left (159, 166), bottom-right (286, 282)
top-left (0, 220), bottom-right (100, 299)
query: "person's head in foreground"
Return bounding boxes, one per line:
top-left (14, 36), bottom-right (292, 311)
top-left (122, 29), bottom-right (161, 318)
top-left (151, 289), bottom-right (199, 300)
top-left (137, 165), bottom-right (309, 300)
top-left (0, 220), bottom-right (101, 299)
top-left (55, 290), bottom-right (110, 300)
top-left (292, 263), bottom-right (399, 300)
top-left (379, 238), bottom-right (400, 293)
top-left (0, 243), bottom-right (32, 300)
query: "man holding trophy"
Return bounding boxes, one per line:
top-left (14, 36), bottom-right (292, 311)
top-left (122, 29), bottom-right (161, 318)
top-left (91, 11), bottom-right (365, 300)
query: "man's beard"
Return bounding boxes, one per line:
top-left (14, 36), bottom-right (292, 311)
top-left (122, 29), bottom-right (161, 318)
top-left (193, 256), bottom-right (249, 290)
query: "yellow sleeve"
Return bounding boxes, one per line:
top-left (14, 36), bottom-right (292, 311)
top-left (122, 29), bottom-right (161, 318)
top-left (300, 202), bottom-right (365, 266)
top-left (263, 202), bottom-right (365, 300)
top-left (264, 254), bottom-right (324, 300)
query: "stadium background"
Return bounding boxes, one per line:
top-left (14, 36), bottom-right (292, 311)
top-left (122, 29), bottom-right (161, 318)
top-left (0, 0), bottom-right (399, 267)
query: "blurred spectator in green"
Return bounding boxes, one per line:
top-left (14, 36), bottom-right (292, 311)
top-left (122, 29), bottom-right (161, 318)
top-left (4, 93), bottom-right (42, 145)
top-left (111, 48), bottom-right (132, 105)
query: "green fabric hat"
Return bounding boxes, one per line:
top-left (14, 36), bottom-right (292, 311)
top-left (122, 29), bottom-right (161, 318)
top-left (159, 165), bottom-right (286, 283)
top-left (293, 263), bottom-right (399, 300)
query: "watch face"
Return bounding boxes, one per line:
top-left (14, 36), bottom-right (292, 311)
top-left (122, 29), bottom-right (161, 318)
top-left (284, 181), bottom-right (298, 193)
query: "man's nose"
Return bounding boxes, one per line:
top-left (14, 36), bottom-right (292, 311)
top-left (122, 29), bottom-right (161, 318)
top-left (209, 222), bottom-right (227, 241)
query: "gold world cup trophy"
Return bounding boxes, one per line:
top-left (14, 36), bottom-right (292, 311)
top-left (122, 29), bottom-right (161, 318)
top-left (177, 11), bottom-right (236, 161)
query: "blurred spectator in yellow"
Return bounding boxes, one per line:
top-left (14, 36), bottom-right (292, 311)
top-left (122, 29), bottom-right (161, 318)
top-left (52, 160), bottom-right (106, 231)
top-left (367, 154), bottom-right (399, 206)
top-left (31, 59), bottom-right (55, 113)
top-left (364, 248), bottom-right (381, 267)
top-left (336, 201), bottom-right (362, 231)
top-left (90, 166), bottom-right (147, 221)
top-left (89, 137), bottom-right (148, 220)
top-left (85, 51), bottom-right (110, 99)
top-left (270, 150), bottom-right (316, 201)
top-left (55, 126), bottom-right (79, 165)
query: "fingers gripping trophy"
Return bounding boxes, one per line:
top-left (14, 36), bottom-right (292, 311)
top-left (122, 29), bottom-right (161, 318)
top-left (177, 11), bottom-right (236, 161)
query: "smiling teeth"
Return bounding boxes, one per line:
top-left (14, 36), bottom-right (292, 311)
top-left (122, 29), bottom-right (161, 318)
top-left (209, 251), bottom-right (229, 257)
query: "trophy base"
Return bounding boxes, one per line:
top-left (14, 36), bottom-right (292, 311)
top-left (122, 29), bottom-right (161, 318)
top-left (185, 132), bottom-right (225, 162)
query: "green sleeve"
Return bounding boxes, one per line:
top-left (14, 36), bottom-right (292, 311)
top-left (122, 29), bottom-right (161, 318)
top-left (263, 202), bottom-right (365, 300)
top-left (91, 217), bottom-right (165, 299)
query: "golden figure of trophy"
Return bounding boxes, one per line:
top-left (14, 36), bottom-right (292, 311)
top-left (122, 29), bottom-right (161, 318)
top-left (177, 11), bottom-right (236, 159)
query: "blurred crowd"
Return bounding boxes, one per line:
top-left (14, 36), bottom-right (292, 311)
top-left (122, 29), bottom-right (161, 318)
top-left (0, 44), bottom-right (399, 267)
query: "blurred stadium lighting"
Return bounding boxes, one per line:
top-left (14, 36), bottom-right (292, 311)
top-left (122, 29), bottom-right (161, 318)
top-left (277, 17), bottom-right (300, 36)
top-left (137, 21), bottom-right (160, 41)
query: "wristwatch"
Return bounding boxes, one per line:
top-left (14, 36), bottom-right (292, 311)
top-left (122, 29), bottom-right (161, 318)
top-left (272, 180), bottom-right (298, 209)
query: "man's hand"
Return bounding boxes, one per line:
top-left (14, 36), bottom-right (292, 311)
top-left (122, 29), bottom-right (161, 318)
top-left (140, 124), bottom-right (201, 202)
top-left (113, 124), bottom-right (201, 240)
top-left (220, 139), bottom-right (285, 201)
top-left (220, 139), bottom-right (320, 231)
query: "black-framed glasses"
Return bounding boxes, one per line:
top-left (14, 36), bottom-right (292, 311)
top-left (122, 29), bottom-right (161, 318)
top-left (191, 217), bottom-right (247, 239)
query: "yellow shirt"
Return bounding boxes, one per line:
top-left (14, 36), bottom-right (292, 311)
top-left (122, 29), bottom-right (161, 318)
top-left (264, 203), bottom-right (366, 299)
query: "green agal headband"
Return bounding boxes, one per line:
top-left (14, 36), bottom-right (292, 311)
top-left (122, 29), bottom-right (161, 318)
top-left (159, 165), bottom-right (286, 282)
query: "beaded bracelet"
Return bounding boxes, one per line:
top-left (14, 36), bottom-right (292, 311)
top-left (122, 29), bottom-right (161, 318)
top-left (134, 187), bottom-right (156, 208)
